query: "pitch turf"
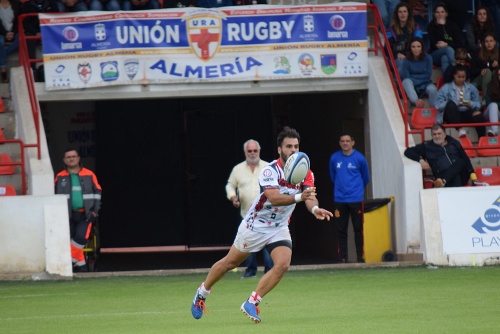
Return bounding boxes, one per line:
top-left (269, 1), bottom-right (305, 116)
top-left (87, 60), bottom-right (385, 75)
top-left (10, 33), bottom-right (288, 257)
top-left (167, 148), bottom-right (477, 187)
top-left (1, 266), bottom-right (498, 333)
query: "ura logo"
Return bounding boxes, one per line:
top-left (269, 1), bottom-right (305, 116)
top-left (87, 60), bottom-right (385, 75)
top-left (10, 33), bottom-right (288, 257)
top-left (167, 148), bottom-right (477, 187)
top-left (186, 13), bottom-right (223, 62)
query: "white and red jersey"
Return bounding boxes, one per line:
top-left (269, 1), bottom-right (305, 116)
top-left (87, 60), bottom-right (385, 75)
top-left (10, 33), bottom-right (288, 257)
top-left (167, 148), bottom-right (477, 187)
top-left (242, 158), bottom-right (315, 233)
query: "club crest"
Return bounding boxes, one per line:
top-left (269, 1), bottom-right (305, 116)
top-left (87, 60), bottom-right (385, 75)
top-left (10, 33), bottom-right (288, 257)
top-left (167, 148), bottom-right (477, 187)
top-left (185, 11), bottom-right (224, 62)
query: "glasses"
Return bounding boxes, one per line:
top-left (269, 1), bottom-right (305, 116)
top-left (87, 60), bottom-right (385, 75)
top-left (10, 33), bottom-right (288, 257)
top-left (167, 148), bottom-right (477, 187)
top-left (247, 150), bottom-right (258, 153)
top-left (65, 156), bottom-right (79, 159)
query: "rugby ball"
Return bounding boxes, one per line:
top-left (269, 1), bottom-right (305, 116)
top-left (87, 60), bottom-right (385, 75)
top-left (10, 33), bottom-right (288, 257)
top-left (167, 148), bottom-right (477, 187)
top-left (283, 152), bottom-right (310, 185)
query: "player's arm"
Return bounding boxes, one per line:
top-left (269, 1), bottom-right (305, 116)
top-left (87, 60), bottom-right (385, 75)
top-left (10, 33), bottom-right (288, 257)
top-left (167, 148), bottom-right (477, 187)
top-left (263, 187), bottom-right (317, 206)
top-left (304, 195), bottom-right (333, 221)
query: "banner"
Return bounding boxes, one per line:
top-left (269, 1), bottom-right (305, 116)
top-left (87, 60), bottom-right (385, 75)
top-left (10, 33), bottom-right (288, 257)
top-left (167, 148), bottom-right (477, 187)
top-left (438, 188), bottom-right (500, 254)
top-left (39, 3), bottom-right (367, 90)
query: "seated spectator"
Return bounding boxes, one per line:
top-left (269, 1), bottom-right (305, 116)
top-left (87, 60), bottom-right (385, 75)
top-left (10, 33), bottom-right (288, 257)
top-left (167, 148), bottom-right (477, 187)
top-left (56, 0), bottom-right (88, 12)
top-left (435, 65), bottom-right (485, 138)
top-left (387, 2), bottom-right (422, 74)
top-left (163, 0), bottom-right (195, 7)
top-left (465, 6), bottom-right (495, 53)
top-left (89, 0), bottom-right (121, 11)
top-left (196, 0), bottom-right (231, 7)
top-left (439, 0), bottom-right (468, 34)
top-left (442, 47), bottom-right (471, 83)
top-left (401, 37), bottom-right (437, 108)
top-left (405, 0), bottom-right (429, 49)
top-left (481, 0), bottom-right (500, 42)
top-left (484, 67), bottom-right (500, 136)
top-left (371, 0), bottom-right (401, 28)
top-left (427, 2), bottom-right (462, 74)
top-left (404, 123), bottom-right (478, 188)
top-left (470, 32), bottom-right (499, 97)
top-left (122, 0), bottom-right (160, 10)
top-left (0, 0), bottom-right (20, 83)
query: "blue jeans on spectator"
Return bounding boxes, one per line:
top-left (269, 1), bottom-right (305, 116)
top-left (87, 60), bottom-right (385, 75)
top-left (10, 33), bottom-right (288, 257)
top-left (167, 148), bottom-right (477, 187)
top-left (402, 78), bottom-right (438, 107)
top-left (89, 0), bottom-right (121, 10)
top-left (244, 248), bottom-right (273, 276)
top-left (371, 0), bottom-right (401, 28)
top-left (122, 0), bottom-right (160, 10)
top-left (431, 46), bottom-right (454, 74)
top-left (0, 34), bottom-right (19, 68)
top-left (57, 1), bottom-right (89, 12)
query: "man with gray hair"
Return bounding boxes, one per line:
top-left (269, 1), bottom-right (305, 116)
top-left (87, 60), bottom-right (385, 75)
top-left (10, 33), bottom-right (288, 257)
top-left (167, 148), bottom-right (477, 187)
top-left (225, 139), bottom-right (273, 278)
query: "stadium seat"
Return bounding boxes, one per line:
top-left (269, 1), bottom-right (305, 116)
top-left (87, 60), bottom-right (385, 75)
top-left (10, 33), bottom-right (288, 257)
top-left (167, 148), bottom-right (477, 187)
top-left (457, 136), bottom-right (477, 157)
top-left (475, 167), bottom-right (500, 186)
top-left (0, 185), bottom-right (16, 196)
top-left (436, 76), bottom-right (444, 90)
top-left (0, 127), bottom-right (5, 140)
top-left (410, 107), bottom-right (438, 129)
top-left (0, 97), bottom-right (4, 113)
top-left (0, 153), bottom-right (14, 175)
top-left (477, 136), bottom-right (500, 157)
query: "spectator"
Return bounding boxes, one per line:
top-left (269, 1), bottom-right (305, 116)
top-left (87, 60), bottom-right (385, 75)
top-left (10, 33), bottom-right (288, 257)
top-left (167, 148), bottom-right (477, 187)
top-left (480, 0), bottom-right (500, 42)
top-left (470, 32), bottom-right (499, 96)
top-left (435, 64), bottom-right (484, 138)
top-left (387, 2), bottom-right (423, 74)
top-left (56, 0), bottom-right (88, 12)
top-left (0, 0), bottom-right (20, 83)
top-left (401, 37), bottom-right (437, 108)
top-left (54, 149), bottom-right (102, 273)
top-left (439, 0), bottom-right (469, 34)
top-left (122, 0), bottom-right (160, 10)
top-left (442, 47), bottom-right (471, 83)
top-left (371, 0), bottom-right (401, 28)
top-left (329, 133), bottom-right (370, 264)
top-left (483, 67), bottom-right (500, 136)
top-left (404, 123), bottom-right (477, 188)
top-left (163, 0), bottom-right (195, 7)
top-left (89, 0), bottom-right (121, 11)
top-left (196, 0), bottom-right (231, 7)
top-left (404, 0), bottom-right (430, 49)
top-left (20, 0), bottom-right (58, 71)
top-left (465, 6), bottom-right (495, 52)
top-left (190, 126), bottom-right (332, 324)
top-left (225, 139), bottom-right (273, 279)
top-left (427, 2), bottom-right (462, 74)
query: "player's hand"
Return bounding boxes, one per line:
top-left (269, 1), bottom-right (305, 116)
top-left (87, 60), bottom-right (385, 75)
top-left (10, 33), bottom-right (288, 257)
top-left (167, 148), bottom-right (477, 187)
top-left (301, 187), bottom-right (317, 201)
top-left (313, 208), bottom-right (333, 221)
top-left (232, 199), bottom-right (240, 208)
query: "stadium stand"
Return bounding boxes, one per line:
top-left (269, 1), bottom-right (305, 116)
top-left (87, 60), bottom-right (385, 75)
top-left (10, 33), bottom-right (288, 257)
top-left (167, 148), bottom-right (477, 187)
top-left (477, 136), bottom-right (500, 157)
top-left (457, 136), bottom-right (477, 158)
top-left (474, 166), bottom-right (500, 186)
top-left (410, 107), bottom-right (438, 129)
top-left (0, 185), bottom-right (16, 196)
top-left (0, 153), bottom-right (14, 174)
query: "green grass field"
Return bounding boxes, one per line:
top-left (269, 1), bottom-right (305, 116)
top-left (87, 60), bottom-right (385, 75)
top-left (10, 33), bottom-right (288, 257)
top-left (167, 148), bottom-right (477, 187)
top-left (1, 266), bottom-right (499, 333)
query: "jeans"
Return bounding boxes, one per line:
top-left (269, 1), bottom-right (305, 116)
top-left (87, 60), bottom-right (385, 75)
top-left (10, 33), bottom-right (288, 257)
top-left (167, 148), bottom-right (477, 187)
top-left (244, 248), bottom-right (273, 275)
top-left (89, 0), bottom-right (121, 10)
top-left (484, 103), bottom-right (499, 135)
top-left (371, 0), bottom-right (401, 28)
top-left (472, 69), bottom-right (493, 96)
top-left (0, 34), bottom-right (19, 68)
top-left (431, 46), bottom-right (454, 74)
top-left (402, 78), bottom-right (438, 107)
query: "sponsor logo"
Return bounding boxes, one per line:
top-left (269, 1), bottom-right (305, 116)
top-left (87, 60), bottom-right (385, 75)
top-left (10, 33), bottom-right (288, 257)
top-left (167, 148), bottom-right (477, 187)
top-left (124, 59), bottom-right (139, 80)
top-left (273, 56), bottom-right (291, 74)
top-left (328, 15), bottom-right (348, 38)
top-left (100, 61), bottom-right (119, 81)
top-left (78, 63), bottom-right (92, 84)
top-left (63, 27), bottom-right (79, 42)
top-left (320, 54), bottom-right (336, 75)
top-left (55, 65), bottom-right (66, 74)
top-left (186, 13), bottom-right (222, 62)
top-left (348, 52), bottom-right (358, 60)
top-left (303, 15), bottom-right (314, 32)
top-left (263, 169), bottom-right (272, 177)
top-left (472, 196), bottom-right (500, 234)
top-left (94, 23), bottom-right (106, 41)
top-left (298, 53), bottom-right (316, 75)
top-left (50, 65), bottom-right (71, 88)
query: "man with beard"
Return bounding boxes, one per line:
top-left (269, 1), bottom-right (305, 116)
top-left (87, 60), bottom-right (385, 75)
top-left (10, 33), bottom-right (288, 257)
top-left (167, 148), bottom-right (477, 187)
top-left (191, 126), bottom-right (333, 323)
top-left (226, 139), bottom-right (274, 278)
top-left (404, 124), bottom-right (477, 187)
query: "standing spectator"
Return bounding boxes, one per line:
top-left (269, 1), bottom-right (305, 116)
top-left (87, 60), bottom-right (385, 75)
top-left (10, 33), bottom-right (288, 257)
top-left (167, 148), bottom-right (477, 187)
top-left (427, 2), bottom-right (462, 74)
top-left (470, 32), bottom-right (499, 96)
top-left (54, 149), bottom-right (102, 273)
top-left (191, 126), bottom-right (332, 323)
top-left (89, 0), bottom-right (121, 11)
top-left (371, 0), bottom-right (401, 28)
top-left (122, 0), bottom-right (160, 10)
top-left (465, 6), bottom-right (495, 52)
top-left (387, 2), bottom-right (423, 74)
top-left (483, 67), bottom-right (500, 136)
top-left (56, 0), bottom-right (88, 12)
top-left (404, 124), bottom-right (477, 187)
top-left (0, 0), bottom-right (20, 83)
top-left (442, 47), bottom-right (471, 83)
top-left (401, 37), bottom-right (437, 108)
top-left (163, 0), bottom-right (195, 7)
top-left (225, 139), bottom-right (273, 279)
top-left (20, 0), bottom-right (58, 71)
top-left (435, 65), bottom-right (485, 138)
top-left (329, 133), bottom-right (370, 264)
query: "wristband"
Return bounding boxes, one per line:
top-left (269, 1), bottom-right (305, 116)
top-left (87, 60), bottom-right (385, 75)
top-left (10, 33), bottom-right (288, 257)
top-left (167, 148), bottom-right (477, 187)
top-left (294, 193), bottom-right (303, 203)
top-left (311, 205), bottom-right (319, 215)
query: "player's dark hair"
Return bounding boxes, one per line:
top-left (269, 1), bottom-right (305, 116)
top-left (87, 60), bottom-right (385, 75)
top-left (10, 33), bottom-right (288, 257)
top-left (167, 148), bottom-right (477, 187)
top-left (277, 126), bottom-right (300, 148)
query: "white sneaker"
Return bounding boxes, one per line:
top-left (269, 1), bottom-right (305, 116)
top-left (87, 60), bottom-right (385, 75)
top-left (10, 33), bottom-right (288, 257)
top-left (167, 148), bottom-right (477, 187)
top-left (458, 129), bottom-right (467, 138)
top-left (487, 130), bottom-right (497, 137)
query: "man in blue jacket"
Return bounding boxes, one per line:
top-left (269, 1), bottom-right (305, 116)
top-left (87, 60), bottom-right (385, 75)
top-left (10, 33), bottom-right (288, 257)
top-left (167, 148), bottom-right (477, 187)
top-left (329, 133), bottom-right (370, 263)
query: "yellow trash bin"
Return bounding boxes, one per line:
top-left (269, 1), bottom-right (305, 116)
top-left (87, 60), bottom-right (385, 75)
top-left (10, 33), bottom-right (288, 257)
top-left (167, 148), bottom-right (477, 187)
top-left (364, 197), bottom-right (394, 263)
